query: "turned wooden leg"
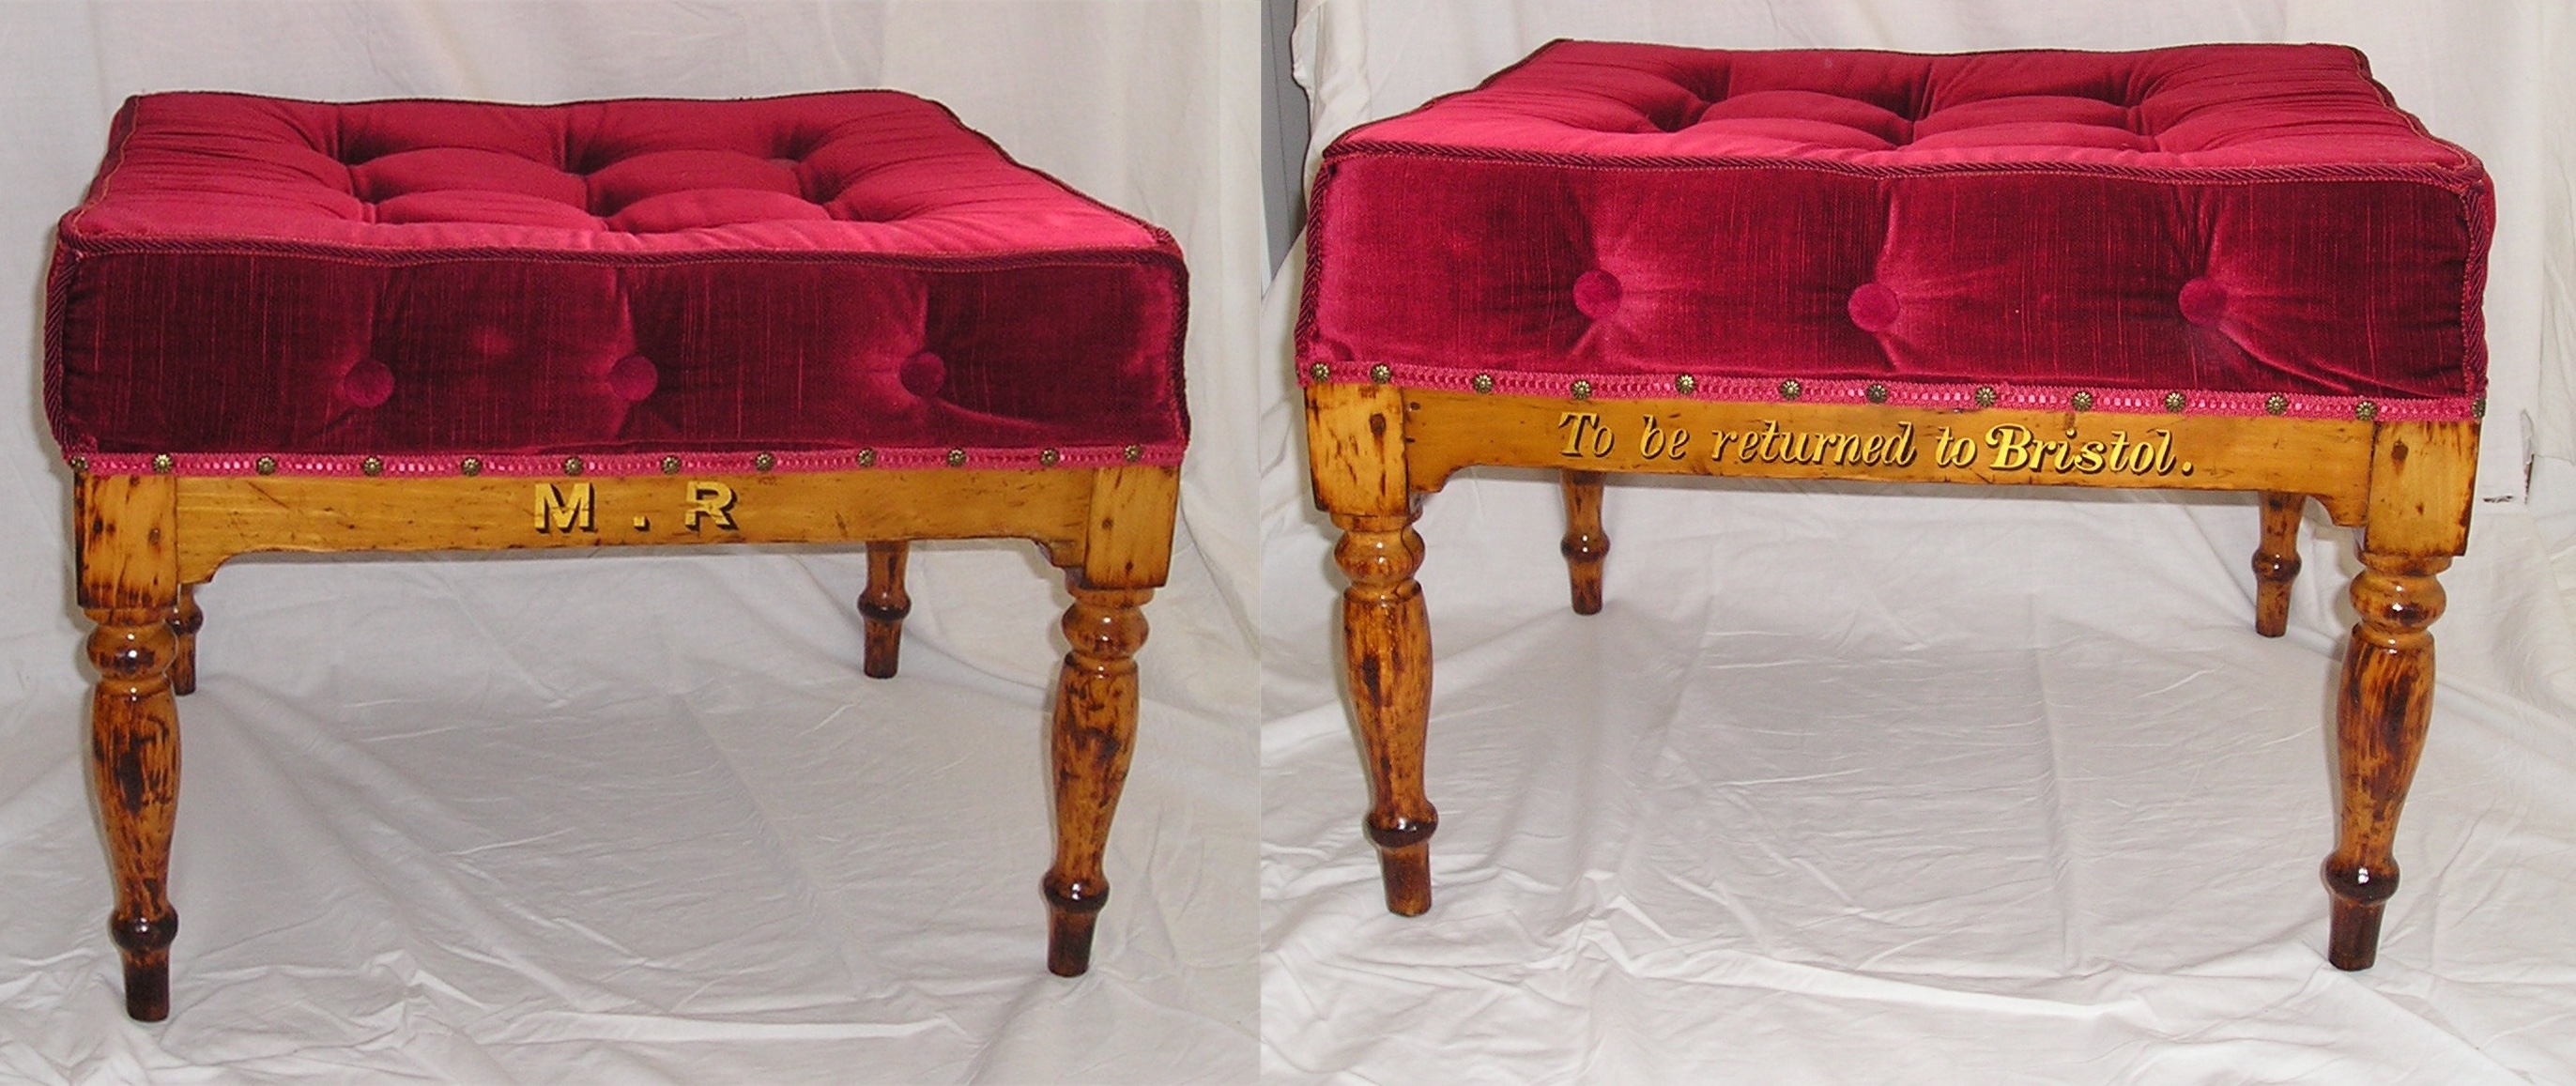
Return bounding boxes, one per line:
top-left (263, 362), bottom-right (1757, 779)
top-left (1560, 470), bottom-right (1607, 616)
top-left (1334, 512), bottom-right (1436, 916)
top-left (168, 585), bottom-right (203, 696)
top-left (859, 541), bottom-right (910, 680)
top-left (1042, 575), bottom-right (1150, 976)
top-left (2323, 553), bottom-right (2447, 970)
top-left (76, 475), bottom-right (182, 1021)
top-left (2253, 492), bottom-right (2303, 637)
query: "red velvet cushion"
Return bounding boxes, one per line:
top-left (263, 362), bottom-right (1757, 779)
top-left (1299, 42), bottom-right (2492, 421)
top-left (48, 91), bottom-right (1187, 477)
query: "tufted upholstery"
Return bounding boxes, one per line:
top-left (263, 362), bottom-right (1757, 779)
top-left (49, 91), bottom-right (1187, 477)
top-left (1300, 42), bottom-right (2492, 420)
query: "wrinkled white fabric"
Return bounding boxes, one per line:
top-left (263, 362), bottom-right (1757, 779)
top-left (1261, 3), bottom-right (2576, 1082)
top-left (0, 3), bottom-right (1257, 1082)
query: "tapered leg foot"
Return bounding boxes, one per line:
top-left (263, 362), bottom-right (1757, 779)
top-left (2323, 552), bottom-right (2446, 971)
top-left (1334, 512), bottom-right (1437, 916)
top-left (1560, 471), bottom-right (1607, 616)
top-left (1042, 575), bottom-right (1150, 976)
top-left (2254, 493), bottom-right (2303, 637)
top-left (79, 476), bottom-right (183, 1021)
top-left (859, 542), bottom-right (911, 680)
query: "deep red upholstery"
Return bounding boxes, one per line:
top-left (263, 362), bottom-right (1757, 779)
top-left (1300, 42), bottom-right (2491, 421)
top-left (49, 91), bottom-right (1187, 477)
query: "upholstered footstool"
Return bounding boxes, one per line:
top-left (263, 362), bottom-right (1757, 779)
top-left (1301, 43), bottom-right (2489, 970)
top-left (51, 91), bottom-right (1188, 1020)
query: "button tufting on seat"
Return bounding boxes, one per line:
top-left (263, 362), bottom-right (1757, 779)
top-left (1572, 269), bottom-right (1622, 320)
top-left (606, 354), bottom-right (659, 402)
top-left (1847, 283), bottom-right (1900, 333)
top-left (899, 350), bottom-right (947, 398)
top-left (2179, 277), bottom-right (2229, 326)
top-left (341, 359), bottom-right (394, 407)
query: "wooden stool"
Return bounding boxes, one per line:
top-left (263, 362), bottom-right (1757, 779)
top-left (1300, 42), bottom-right (2491, 970)
top-left (50, 91), bottom-right (1188, 1020)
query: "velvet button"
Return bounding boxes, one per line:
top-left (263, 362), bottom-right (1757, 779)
top-left (340, 359), bottom-right (394, 407)
top-left (607, 354), bottom-right (659, 402)
top-left (2180, 277), bottom-right (2229, 326)
top-left (1848, 283), bottom-right (1900, 332)
top-left (900, 350), bottom-right (947, 397)
top-left (1572, 268), bottom-right (1622, 319)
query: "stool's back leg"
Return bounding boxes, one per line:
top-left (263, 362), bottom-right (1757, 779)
top-left (1336, 512), bottom-right (1436, 916)
top-left (859, 541), bottom-right (911, 680)
top-left (76, 475), bottom-right (183, 1020)
top-left (2253, 492), bottom-right (2303, 637)
top-left (168, 584), bottom-right (204, 696)
top-left (1561, 470), bottom-right (1608, 616)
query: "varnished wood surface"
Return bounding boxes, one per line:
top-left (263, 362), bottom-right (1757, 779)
top-left (173, 468), bottom-right (1098, 583)
top-left (1333, 512), bottom-right (1436, 916)
top-left (75, 475), bottom-right (182, 1021)
top-left (1399, 390), bottom-right (2381, 526)
top-left (2325, 553), bottom-right (2446, 970)
top-left (2253, 493), bottom-right (2304, 637)
top-left (860, 542), bottom-right (911, 680)
top-left (1559, 471), bottom-right (1607, 616)
top-left (1042, 575), bottom-right (1152, 976)
top-left (1306, 384), bottom-right (1411, 517)
top-left (168, 586), bottom-right (203, 696)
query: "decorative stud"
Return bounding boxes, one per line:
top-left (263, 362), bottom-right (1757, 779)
top-left (1571, 380), bottom-right (1593, 401)
top-left (944, 449), bottom-right (968, 467)
top-left (1676, 375), bottom-right (1698, 396)
top-left (1122, 444), bottom-right (1142, 464)
top-left (1309, 362), bottom-right (1331, 382)
top-left (1471, 374), bottom-right (1495, 394)
top-left (254, 456), bottom-right (279, 476)
top-left (753, 451), bottom-right (776, 473)
top-left (1039, 449), bottom-right (1061, 467)
top-left (150, 453), bottom-right (174, 474)
top-left (2264, 393), bottom-right (2289, 417)
top-left (1369, 363), bottom-right (1393, 385)
top-left (69, 457), bottom-right (88, 474)
top-left (460, 457), bottom-right (483, 477)
top-left (1973, 386), bottom-right (1999, 409)
top-left (1779, 379), bottom-right (1802, 402)
top-left (1865, 383), bottom-right (1890, 405)
top-left (660, 455), bottom-right (682, 475)
top-left (360, 456), bottom-right (384, 477)
top-left (2164, 391), bottom-right (2187, 413)
top-left (857, 449), bottom-right (878, 467)
top-left (563, 456), bottom-right (586, 476)
top-left (2071, 390), bottom-right (2095, 412)
top-left (2354, 400), bottom-right (2380, 422)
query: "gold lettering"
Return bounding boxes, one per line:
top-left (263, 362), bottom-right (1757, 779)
top-left (1987, 424), bottom-right (2035, 471)
top-left (1889, 421), bottom-right (1917, 467)
top-left (1710, 431), bottom-right (1736, 461)
top-left (1664, 427), bottom-right (1690, 460)
top-left (1638, 416), bottom-right (1670, 459)
top-left (2075, 442), bottom-right (2105, 473)
top-left (1556, 412), bottom-right (1613, 458)
top-left (685, 481), bottom-right (739, 530)
top-left (2151, 430), bottom-right (2178, 476)
top-left (532, 482), bottom-right (594, 533)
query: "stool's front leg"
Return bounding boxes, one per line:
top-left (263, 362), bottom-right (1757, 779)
top-left (1043, 575), bottom-right (1150, 975)
top-left (1335, 512), bottom-right (1436, 915)
top-left (76, 475), bottom-right (183, 1021)
top-left (859, 541), bottom-right (911, 679)
top-left (1560, 471), bottom-right (1608, 615)
top-left (2323, 552), bottom-right (2446, 970)
top-left (2253, 493), bottom-right (2303, 637)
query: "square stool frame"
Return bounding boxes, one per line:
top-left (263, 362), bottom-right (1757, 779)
top-left (1307, 378), bottom-right (2474, 972)
top-left (75, 459), bottom-right (1177, 1020)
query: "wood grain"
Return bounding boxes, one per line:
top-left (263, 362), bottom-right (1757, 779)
top-left (1334, 512), bottom-right (1436, 916)
top-left (2324, 552), bottom-right (2446, 970)
top-left (168, 585), bottom-right (204, 696)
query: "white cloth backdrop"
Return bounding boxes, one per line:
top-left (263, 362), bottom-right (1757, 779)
top-left (1260, 2), bottom-right (2576, 1082)
top-left (0, 3), bottom-right (1260, 1083)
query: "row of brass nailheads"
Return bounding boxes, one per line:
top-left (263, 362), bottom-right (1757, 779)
top-left (144, 445), bottom-right (1137, 478)
top-left (1438, 369), bottom-right (2400, 422)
